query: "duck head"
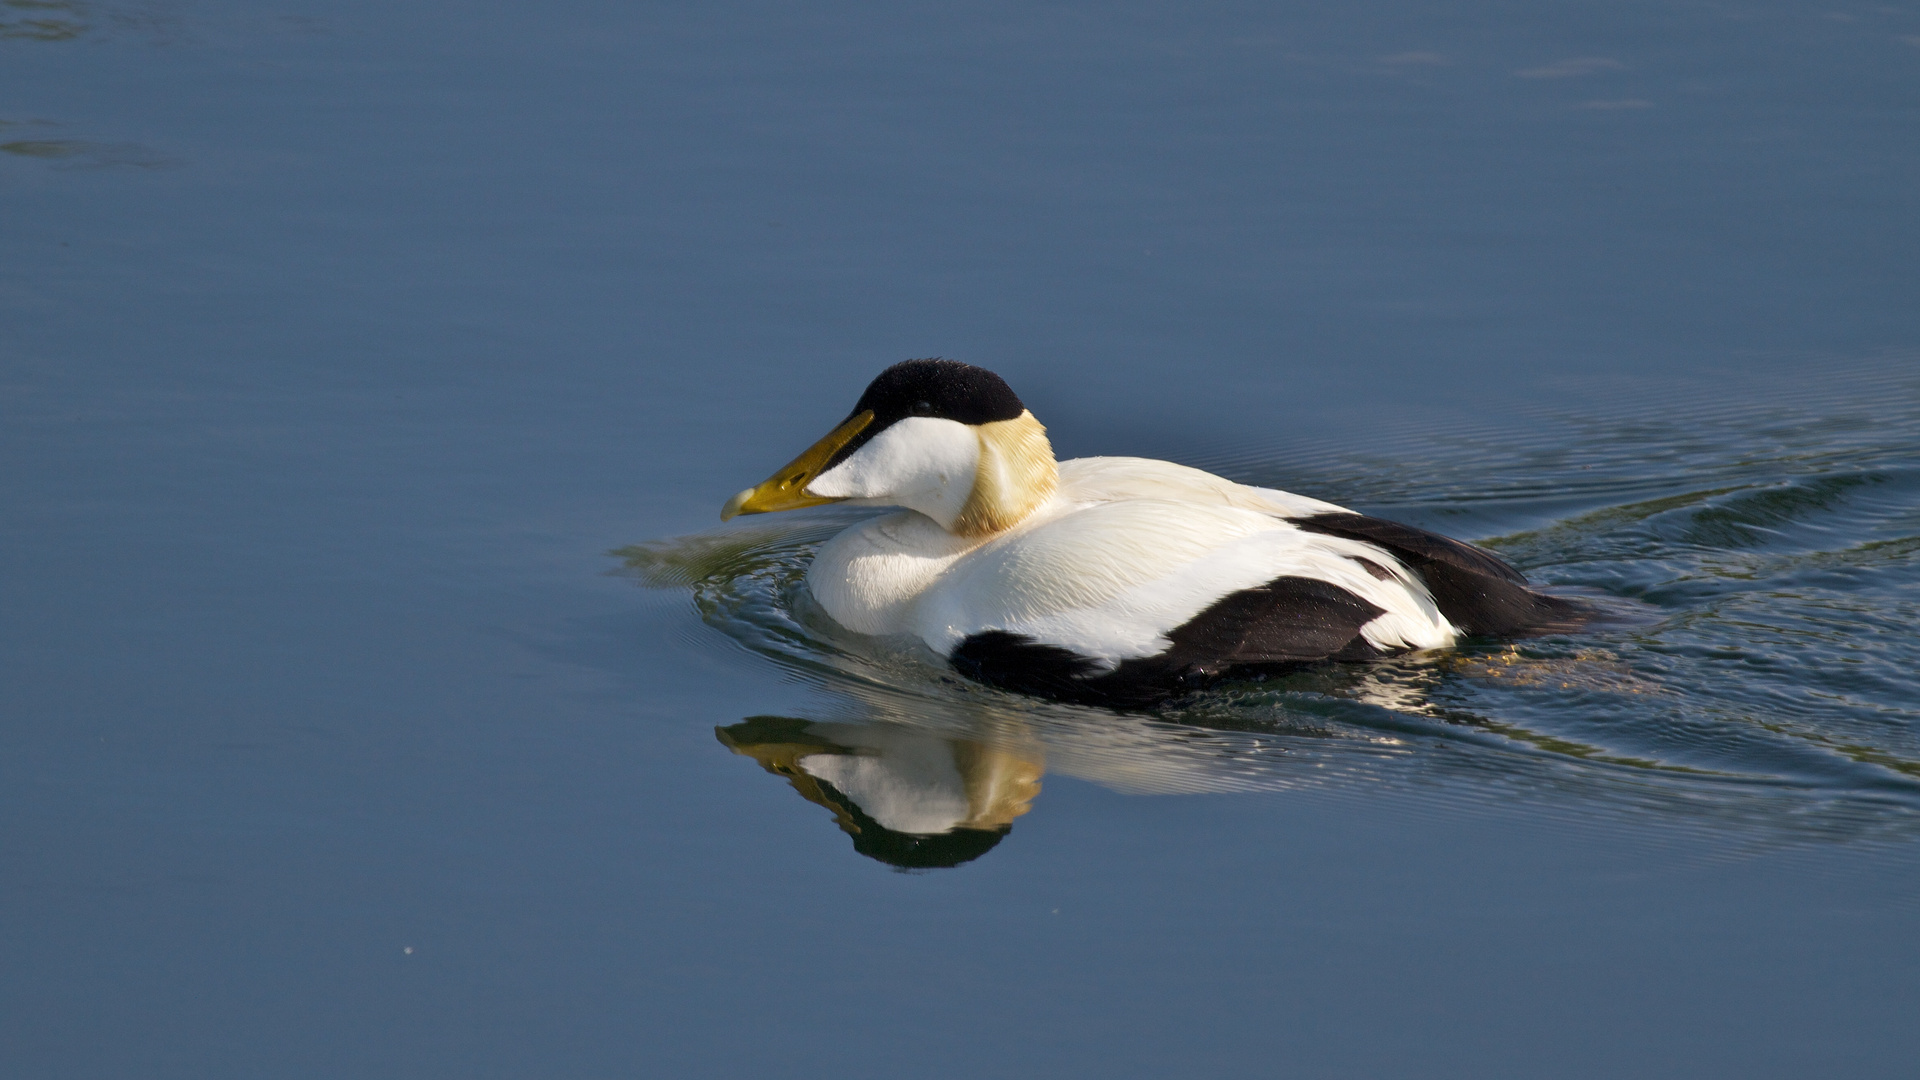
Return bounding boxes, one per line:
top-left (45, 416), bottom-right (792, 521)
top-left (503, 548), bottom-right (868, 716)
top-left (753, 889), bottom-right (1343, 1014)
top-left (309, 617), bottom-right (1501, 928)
top-left (721, 359), bottom-right (1058, 536)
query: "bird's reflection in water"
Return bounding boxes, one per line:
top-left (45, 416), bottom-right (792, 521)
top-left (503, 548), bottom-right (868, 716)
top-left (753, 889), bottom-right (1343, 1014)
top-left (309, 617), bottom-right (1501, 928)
top-left (706, 648), bottom-right (1916, 868)
top-left (708, 663), bottom-right (1468, 870)
top-left (717, 716), bottom-right (1043, 869)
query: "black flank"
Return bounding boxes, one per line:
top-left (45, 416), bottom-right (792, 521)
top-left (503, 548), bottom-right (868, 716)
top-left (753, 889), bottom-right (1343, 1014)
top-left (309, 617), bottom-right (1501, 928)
top-left (1160, 575), bottom-right (1386, 669)
top-left (952, 576), bottom-right (1388, 708)
top-left (950, 631), bottom-right (1107, 701)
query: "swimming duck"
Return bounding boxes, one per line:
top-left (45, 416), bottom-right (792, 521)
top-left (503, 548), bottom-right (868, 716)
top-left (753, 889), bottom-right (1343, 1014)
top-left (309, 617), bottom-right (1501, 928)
top-left (722, 359), bottom-right (1585, 706)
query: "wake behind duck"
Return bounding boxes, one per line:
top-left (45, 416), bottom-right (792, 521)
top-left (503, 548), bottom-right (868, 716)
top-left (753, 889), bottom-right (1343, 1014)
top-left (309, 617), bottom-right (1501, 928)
top-left (721, 359), bottom-right (1589, 707)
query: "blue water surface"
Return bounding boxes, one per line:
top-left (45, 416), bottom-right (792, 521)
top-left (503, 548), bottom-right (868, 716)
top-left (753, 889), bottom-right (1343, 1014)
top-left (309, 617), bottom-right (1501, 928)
top-left (4, 1), bottom-right (1918, 1077)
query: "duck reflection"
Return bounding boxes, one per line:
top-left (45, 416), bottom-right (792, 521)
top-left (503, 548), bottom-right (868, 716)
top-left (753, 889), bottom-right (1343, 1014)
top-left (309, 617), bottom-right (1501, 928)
top-left (717, 716), bottom-right (1043, 869)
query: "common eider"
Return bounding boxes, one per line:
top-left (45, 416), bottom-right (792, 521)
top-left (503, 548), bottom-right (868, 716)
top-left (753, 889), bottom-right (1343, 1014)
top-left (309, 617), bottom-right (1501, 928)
top-left (722, 359), bottom-right (1587, 706)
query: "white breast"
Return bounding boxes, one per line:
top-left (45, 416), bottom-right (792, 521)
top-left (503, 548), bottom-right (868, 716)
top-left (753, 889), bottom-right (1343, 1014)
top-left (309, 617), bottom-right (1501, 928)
top-left (808, 510), bottom-right (984, 635)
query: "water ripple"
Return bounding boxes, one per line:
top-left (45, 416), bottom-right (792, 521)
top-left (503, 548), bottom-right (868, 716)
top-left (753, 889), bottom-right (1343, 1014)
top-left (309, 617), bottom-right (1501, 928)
top-left (619, 359), bottom-right (1920, 850)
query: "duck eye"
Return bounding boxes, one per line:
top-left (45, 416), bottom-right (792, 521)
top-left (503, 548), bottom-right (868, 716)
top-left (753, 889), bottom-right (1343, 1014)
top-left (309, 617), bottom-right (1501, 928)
top-left (913, 401), bottom-right (933, 414)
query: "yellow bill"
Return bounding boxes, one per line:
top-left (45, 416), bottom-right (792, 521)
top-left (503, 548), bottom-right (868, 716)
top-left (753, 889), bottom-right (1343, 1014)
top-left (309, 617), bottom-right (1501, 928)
top-left (721, 410), bottom-right (875, 520)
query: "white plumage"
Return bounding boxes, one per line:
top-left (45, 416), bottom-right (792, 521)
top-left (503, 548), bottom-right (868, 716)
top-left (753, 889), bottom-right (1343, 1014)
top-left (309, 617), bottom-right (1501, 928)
top-left (721, 359), bottom-right (1578, 704)
top-left (810, 456), bottom-right (1458, 670)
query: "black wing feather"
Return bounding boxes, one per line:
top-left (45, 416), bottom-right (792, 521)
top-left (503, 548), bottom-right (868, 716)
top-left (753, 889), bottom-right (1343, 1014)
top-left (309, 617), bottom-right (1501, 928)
top-left (1290, 512), bottom-right (1587, 636)
top-left (1163, 575), bottom-right (1385, 668)
top-left (952, 576), bottom-right (1387, 708)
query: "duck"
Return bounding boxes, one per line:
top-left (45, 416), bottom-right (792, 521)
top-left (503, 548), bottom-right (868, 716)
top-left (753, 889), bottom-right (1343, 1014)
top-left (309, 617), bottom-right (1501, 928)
top-left (721, 358), bottom-right (1587, 706)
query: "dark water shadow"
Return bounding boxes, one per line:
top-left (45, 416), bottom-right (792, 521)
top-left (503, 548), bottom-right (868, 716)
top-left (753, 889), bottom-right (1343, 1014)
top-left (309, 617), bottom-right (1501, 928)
top-left (0, 135), bottom-right (172, 168)
top-left (0, 0), bottom-right (86, 41)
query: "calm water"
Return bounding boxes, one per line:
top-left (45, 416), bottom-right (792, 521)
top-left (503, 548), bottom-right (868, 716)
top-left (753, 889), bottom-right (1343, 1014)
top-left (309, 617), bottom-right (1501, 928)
top-left (4, 2), bottom-right (1918, 1077)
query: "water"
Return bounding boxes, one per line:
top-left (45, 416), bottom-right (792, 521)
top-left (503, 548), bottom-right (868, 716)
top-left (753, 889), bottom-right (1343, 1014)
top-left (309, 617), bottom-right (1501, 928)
top-left (4, 2), bottom-right (1918, 1077)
